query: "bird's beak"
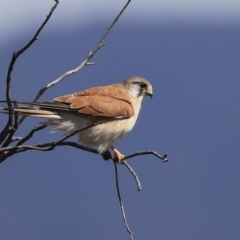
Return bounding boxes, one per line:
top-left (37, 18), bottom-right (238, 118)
top-left (146, 86), bottom-right (153, 98)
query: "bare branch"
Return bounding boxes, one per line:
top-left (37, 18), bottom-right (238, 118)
top-left (56, 122), bottom-right (104, 144)
top-left (124, 151), bottom-right (168, 162)
top-left (122, 161), bottom-right (142, 191)
top-left (16, 125), bottom-right (47, 146)
top-left (114, 162), bottom-right (135, 240)
top-left (0, 141), bottom-right (99, 164)
top-left (32, 0), bottom-right (132, 104)
top-left (1, 101), bottom-right (19, 147)
top-left (1, 138), bottom-right (167, 166)
top-left (0, 0), bottom-right (59, 145)
top-left (0, 141), bottom-right (97, 156)
top-left (0, 122), bottom-right (104, 163)
top-left (96, 0), bottom-right (131, 50)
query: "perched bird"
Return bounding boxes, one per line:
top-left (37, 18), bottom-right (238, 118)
top-left (0, 76), bottom-right (153, 162)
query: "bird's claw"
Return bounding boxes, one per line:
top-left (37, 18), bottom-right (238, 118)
top-left (112, 147), bottom-right (125, 163)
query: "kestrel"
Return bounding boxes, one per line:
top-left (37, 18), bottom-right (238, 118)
top-left (1, 76), bottom-right (153, 162)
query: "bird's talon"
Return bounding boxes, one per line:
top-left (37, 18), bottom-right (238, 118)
top-left (112, 155), bottom-right (125, 163)
top-left (111, 147), bottom-right (125, 163)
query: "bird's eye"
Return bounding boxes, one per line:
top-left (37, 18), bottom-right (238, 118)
top-left (139, 82), bottom-right (146, 88)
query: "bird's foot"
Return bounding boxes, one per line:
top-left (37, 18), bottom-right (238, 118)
top-left (111, 147), bottom-right (125, 163)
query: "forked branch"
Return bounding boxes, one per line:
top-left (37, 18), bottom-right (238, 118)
top-left (0, 0), bottom-right (59, 145)
top-left (32, 0), bottom-right (132, 103)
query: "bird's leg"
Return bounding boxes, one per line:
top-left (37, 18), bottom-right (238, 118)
top-left (111, 146), bottom-right (125, 163)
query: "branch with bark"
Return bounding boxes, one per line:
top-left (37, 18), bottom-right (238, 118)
top-left (0, 1), bottom-right (168, 239)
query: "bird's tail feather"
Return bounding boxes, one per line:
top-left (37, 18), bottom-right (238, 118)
top-left (0, 101), bottom-right (64, 119)
top-left (0, 107), bottom-right (61, 119)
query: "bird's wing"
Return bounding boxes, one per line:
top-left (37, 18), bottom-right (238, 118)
top-left (54, 84), bottom-right (134, 118)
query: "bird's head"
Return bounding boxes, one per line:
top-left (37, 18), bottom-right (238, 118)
top-left (121, 77), bottom-right (153, 101)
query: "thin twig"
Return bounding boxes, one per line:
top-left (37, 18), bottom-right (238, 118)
top-left (0, 141), bottom-right (98, 156)
top-left (0, 0), bottom-right (59, 145)
top-left (0, 141), bottom-right (99, 164)
top-left (56, 122), bottom-right (103, 144)
top-left (1, 101), bottom-right (19, 147)
top-left (124, 151), bottom-right (168, 162)
top-left (95, 0), bottom-right (131, 52)
top-left (122, 161), bottom-right (142, 191)
top-left (114, 162), bottom-right (134, 240)
top-left (31, 0), bottom-right (132, 104)
top-left (16, 125), bottom-right (47, 146)
top-left (0, 122), bottom-right (104, 163)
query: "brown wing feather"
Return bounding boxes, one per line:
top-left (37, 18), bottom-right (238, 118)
top-left (72, 84), bottom-right (127, 99)
top-left (53, 84), bottom-right (134, 118)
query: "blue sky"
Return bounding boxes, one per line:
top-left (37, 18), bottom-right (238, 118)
top-left (0, 1), bottom-right (240, 239)
top-left (1, 0), bottom-right (240, 46)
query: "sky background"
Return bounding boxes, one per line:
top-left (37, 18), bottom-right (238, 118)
top-left (0, 0), bottom-right (240, 239)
